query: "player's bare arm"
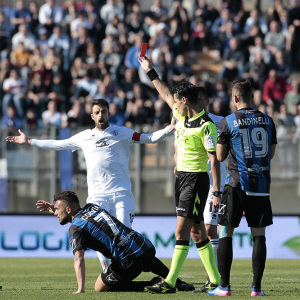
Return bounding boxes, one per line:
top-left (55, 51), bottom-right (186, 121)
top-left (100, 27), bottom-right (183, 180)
top-left (270, 144), bottom-right (276, 159)
top-left (6, 129), bottom-right (32, 145)
top-left (36, 200), bottom-right (55, 214)
top-left (138, 117), bottom-right (176, 144)
top-left (216, 143), bottom-right (229, 162)
top-left (73, 249), bottom-right (86, 294)
top-left (207, 151), bottom-right (221, 211)
top-left (138, 56), bottom-right (174, 109)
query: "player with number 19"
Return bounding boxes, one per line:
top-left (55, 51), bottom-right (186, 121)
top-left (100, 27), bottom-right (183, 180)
top-left (209, 79), bottom-right (277, 297)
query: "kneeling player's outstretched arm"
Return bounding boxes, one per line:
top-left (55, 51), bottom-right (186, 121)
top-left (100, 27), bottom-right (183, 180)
top-left (36, 200), bottom-right (55, 214)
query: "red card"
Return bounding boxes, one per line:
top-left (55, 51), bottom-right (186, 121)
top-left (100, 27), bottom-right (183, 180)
top-left (139, 43), bottom-right (148, 57)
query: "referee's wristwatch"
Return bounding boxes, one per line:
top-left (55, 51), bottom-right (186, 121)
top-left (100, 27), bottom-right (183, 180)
top-left (213, 191), bottom-right (222, 197)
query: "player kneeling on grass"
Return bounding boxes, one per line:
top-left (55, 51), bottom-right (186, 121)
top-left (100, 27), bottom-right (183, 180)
top-left (36, 191), bottom-right (194, 294)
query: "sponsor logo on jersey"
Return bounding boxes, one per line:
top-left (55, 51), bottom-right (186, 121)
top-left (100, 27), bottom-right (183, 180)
top-left (95, 138), bottom-right (110, 147)
top-left (117, 231), bottom-right (134, 247)
top-left (204, 136), bottom-right (216, 149)
top-left (247, 164), bottom-right (269, 173)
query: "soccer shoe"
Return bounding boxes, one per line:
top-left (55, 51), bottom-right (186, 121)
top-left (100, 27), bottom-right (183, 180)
top-left (149, 276), bottom-right (162, 286)
top-left (176, 278), bottom-right (195, 291)
top-left (192, 282), bottom-right (219, 293)
top-left (144, 280), bottom-right (176, 294)
top-left (251, 287), bottom-right (266, 296)
top-left (208, 285), bottom-right (231, 296)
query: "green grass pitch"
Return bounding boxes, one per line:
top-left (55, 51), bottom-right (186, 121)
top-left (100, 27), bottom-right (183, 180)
top-left (0, 258), bottom-right (299, 299)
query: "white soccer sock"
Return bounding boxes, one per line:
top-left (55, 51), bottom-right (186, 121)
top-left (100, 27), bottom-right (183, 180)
top-left (97, 251), bottom-right (110, 272)
top-left (210, 238), bottom-right (219, 268)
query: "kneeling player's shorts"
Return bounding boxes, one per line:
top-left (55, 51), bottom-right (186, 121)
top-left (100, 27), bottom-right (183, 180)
top-left (175, 172), bottom-right (209, 223)
top-left (203, 184), bottom-right (224, 225)
top-left (101, 247), bottom-right (156, 288)
top-left (218, 185), bottom-right (273, 228)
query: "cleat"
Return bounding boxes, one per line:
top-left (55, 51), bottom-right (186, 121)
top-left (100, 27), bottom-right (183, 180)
top-left (208, 285), bottom-right (231, 296)
top-left (149, 276), bottom-right (162, 286)
top-left (145, 280), bottom-right (176, 294)
top-left (176, 278), bottom-right (195, 291)
top-left (192, 282), bottom-right (219, 293)
top-left (251, 287), bottom-right (266, 296)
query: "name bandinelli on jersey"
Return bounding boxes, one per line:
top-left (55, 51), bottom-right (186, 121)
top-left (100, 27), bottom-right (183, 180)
top-left (218, 109), bottom-right (277, 193)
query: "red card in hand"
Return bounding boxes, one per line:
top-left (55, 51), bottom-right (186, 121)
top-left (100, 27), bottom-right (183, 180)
top-left (140, 43), bottom-right (148, 57)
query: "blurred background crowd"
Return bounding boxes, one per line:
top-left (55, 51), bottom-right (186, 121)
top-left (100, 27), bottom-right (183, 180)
top-left (1, 0), bottom-right (300, 177)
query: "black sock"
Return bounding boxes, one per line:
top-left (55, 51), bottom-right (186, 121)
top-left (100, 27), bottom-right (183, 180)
top-left (149, 257), bottom-right (170, 278)
top-left (218, 237), bottom-right (233, 287)
top-left (252, 236), bottom-right (266, 289)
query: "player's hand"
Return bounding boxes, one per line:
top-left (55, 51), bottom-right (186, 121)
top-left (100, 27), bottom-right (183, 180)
top-left (73, 290), bottom-right (84, 294)
top-left (36, 200), bottom-right (55, 214)
top-left (213, 195), bottom-right (220, 212)
top-left (174, 166), bottom-right (178, 177)
top-left (169, 116), bottom-right (177, 131)
top-left (6, 129), bottom-right (29, 145)
top-left (138, 56), bottom-right (153, 72)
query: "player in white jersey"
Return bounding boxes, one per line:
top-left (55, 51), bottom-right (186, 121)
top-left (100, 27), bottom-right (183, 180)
top-left (6, 98), bottom-right (176, 271)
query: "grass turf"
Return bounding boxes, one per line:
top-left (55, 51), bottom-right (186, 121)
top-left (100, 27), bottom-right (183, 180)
top-left (0, 258), bottom-right (299, 299)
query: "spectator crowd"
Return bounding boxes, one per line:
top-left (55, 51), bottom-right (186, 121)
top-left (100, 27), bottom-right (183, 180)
top-left (1, 0), bottom-right (300, 165)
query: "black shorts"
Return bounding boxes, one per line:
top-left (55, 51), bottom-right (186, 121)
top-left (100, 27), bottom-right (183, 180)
top-left (218, 185), bottom-right (273, 228)
top-left (175, 172), bottom-right (209, 223)
top-left (101, 247), bottom-right (156, 288)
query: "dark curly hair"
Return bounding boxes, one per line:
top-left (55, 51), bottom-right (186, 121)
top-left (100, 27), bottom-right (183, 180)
top-left (171, 80), bottom-right (199, 104)
top-left (53, 190), bottom-right (80, 210)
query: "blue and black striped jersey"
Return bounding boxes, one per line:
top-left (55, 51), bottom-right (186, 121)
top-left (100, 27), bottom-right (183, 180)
top-left (69, 204), bottom-right (153, 264)
top-left (218, 109), bottom-right (277, 193)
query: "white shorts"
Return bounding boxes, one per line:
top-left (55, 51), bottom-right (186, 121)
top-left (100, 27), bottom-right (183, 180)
top-left (87, 190), bottom-right (135, 228)
top-left (203, 185), bottom-right (224, 226)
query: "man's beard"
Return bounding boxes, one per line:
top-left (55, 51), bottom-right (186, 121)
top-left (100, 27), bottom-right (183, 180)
top-left (97, 120), bottom-right (109, 130)
top-left (59, 215), bottom-right (70, 225)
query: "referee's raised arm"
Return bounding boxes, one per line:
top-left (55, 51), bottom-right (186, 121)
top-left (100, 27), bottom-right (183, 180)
top-left (138, 56), bottom-right (174, 109)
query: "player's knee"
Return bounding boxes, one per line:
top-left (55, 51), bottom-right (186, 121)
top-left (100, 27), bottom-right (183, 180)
top-left (95, 276), bottom-right (110, 292)
top-left (206, 225), bottom-right (218, 239)
top-left (95, 284), bottom-right (109, 292)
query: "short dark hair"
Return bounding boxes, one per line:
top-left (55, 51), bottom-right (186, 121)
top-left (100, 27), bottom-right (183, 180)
top-left (230, 79), bottom-right (253, 103)
top-left (91, 99), bottom-right (109, 110)
top-left (53, 191), bottom-right (80, 210)
top-left (171, 80), bottom-right (199, 104)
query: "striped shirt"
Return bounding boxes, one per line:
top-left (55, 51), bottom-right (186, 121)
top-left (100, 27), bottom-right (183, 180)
top-left (218, 109), bottom-right (277, 193)
top-left (69, 204), bottom-right (153, 264)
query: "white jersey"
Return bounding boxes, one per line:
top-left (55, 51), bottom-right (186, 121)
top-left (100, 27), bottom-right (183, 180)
top-left (31, 124), bottom-right (172, 202)
top-left (208, 113), bottom-right (227, 188)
